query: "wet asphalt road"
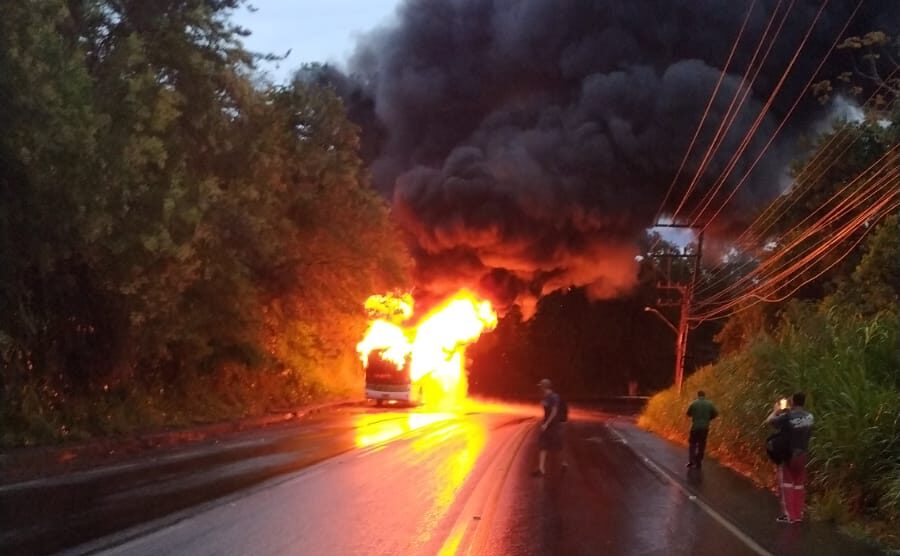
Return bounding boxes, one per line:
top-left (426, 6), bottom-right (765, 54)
top-left (0, 404), bottom-right (881, 555)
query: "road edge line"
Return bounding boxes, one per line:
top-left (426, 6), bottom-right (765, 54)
top-left (605, 422), bottom-right (774, 556)
top-left (465, 420), bottom-right (532, 555)
top-left (0, 399), bottom-right (362, 493)
top-left (434, 419), bottom-right (532, 556)
top-left (61, 413), bottom-right (479, 555)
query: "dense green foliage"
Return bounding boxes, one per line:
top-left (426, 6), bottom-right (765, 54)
top-left (640, 302), bottom-right (899, 543)
top-left (0, 1), bottom-right (408, 446)
top-left (640, 115), bottom-right (900, 544)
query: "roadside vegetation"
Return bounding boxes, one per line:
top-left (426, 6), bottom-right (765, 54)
top-left (640, 295), bottom-right (900, 545)
top-left (0, 1), bottom-right (409, 447)
top-left (641, 91), bottom-right (900, 545)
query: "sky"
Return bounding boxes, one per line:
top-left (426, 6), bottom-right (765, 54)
top-left (233, 0), bottom-right (403, 82)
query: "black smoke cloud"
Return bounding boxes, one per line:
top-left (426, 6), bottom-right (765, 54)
top-left (345, 0), bottom-right (895, 314)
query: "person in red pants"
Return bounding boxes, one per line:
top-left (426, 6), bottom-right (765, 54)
top-left (767, 392), bottom-right (814, 523)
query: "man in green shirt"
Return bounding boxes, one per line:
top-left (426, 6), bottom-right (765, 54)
top-left (686, 390), bottom-right (718, 469)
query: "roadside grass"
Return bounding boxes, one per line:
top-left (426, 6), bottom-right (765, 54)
top-left (638, 305), bottom-right (900, 549)
top-left (0, 363), bottom-right (354, 449)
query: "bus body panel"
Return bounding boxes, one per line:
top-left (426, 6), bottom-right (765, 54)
top-left (364, 353), bottom-right (421, 404)
top-left (365, 386), bottom-right (414, 402)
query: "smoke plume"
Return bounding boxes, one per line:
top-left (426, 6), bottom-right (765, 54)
top-left (347, 0), bottom-right (895, 314)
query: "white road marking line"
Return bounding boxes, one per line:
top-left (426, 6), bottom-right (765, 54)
top-left (436, 421), bottom-right (531, 556)
top-left (606, 423), bottom-right (774, 556)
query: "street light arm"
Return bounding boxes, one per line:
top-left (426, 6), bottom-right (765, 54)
top-left (643, 306), bottom-right (679, 335)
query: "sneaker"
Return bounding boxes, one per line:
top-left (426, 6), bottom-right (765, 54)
top-left (686, 463), bottom-right (695, 468)
top-left (530, 469), bottom-right (545, 477)
top-left (776, 515), bottom-right (790, 523)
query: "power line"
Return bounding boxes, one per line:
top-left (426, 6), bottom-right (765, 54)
top-left (691, 0), bottom-right (843, 229)
top-left (736, 67), bottom-right (900, 246)
top-left (698, 152), bottom-right (898, 305)
top-left (696, 94), bottom-right (900, 296)
top-left (653, 0), bottom-right (758, 226)
top-left (646, 224), bottom-right (706, 393)
top-left (645, 0), bottom-right (892, 330)
top-left (692, 165), bottom-right (899, 320)
top-left (753, 203), bottom-right (899, 303)
top-left (692, 192), bottom-right (898, 321)
top-left (696, 141), bottom-right (899, 298)
top-left (669, 0), bottom-right (794, 224)
top-left (688, 201), bottom-right (895, 322)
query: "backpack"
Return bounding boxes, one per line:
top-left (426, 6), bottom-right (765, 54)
top-left (557, 398), bottom-right (568, 422)
top-left (765, 430), bottom-right (790, 464)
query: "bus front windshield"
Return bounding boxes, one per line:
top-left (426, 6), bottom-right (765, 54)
top-left (365, 353), bottom-right (410, 385)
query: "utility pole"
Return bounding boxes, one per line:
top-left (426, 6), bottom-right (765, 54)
top-left (647, 224), bottom-right (704, 393)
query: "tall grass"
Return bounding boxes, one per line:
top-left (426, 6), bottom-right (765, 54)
top-left (639, 304), bottom-right (900, 545)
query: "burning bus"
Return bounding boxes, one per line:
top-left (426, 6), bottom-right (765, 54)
top-left (364, 351), bottom-right (422, 406)
top-left (357, 290), bottom-right (497, 408)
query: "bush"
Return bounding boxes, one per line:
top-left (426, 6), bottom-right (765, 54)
top-left (640, 305), bottom-right (900, 541)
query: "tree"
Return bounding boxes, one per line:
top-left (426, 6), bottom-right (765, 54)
top-left (0, 0), bottom-right (108, 396)
top-left (814, 31), bottom-right (900, 115)
top-left (826, 213), bottom-right (900, 317)
top-left (0, 1), bottom-right (409, 444)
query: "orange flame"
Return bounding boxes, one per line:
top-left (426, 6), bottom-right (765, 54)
top-left (356, 290), bottom-right (497, 406)
top-left (355, 319), bottom-right (411, 369)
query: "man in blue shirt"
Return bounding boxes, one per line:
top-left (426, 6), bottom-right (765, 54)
top-left (533, 378), bottom-right (564, 476)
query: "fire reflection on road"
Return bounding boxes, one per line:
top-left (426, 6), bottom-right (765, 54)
top-left (351, 409), bottom-right (491, 552)
top-left (428, 420), bottom-right (487, 509)
top-left (353, 411), bottom-right (456, 448)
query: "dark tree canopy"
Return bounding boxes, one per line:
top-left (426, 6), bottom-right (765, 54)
top-left (0, 0), bottom-right (408, 445)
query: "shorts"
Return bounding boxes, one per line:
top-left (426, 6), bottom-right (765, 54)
top-left (538, 423), bottom-right (563, 451)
